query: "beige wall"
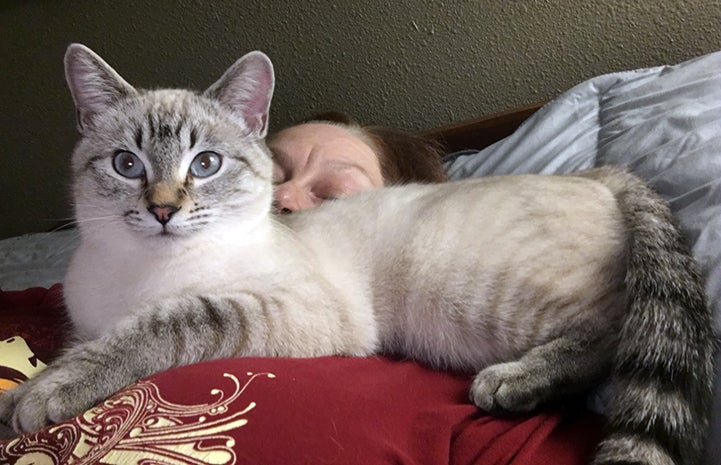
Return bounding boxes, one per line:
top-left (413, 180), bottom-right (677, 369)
top-left (1, 0), bottom-right (719, 239)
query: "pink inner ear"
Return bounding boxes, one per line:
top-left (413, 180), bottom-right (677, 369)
top-left (205, 51), bottom-right (275, 137)
top-left (248, 113), bottom-right (269, 136)
top-left (238, 57), bottom-right (274, 136)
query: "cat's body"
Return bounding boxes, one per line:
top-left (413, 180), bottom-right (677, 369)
top-left (0, 44), bottom-right (714, 465)
top-left (67, 175), bottom-right (626, 369)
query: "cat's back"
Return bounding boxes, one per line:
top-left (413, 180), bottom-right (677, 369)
top-left (287, 173), bottom-right (625, 260)
top-left (285, 174), bottom-right (629, 369)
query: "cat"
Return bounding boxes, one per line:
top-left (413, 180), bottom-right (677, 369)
top-left (0, 43), bottom-right (714, 465)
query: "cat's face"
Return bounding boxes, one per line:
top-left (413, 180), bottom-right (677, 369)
top-left (64, 44), bottom-right (275, 242)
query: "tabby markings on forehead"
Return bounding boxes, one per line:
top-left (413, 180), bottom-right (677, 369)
top-left (156, 120), bottom-right (177, 142)
top-left (190, 127), bottom-right (198, 149)
top-left (145, 113), bottom-right (184, 142)
top-left (146, 113), bottom-right (156, 139)
top-left (141, 112), bottom-right (206, 157)
top-left (134, 126), bottom-right (143, 150)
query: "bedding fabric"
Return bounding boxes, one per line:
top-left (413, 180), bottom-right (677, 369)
top-left (0, 285), bottom-right (604, 465)
top-left (0, 230), bottom-right (79, 291)
top-left (444, 49), bottom-right (721, 465)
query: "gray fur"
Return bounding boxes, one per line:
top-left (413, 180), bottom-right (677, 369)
top-left (582, 168), bottom-right (715, 465)
top-left (0, 44), bottom-right (713, 465)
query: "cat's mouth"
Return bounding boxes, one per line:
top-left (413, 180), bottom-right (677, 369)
top-left (138, 224), bottom-right (181, 239)
top-left (149, 223), bottom-right (199, 239)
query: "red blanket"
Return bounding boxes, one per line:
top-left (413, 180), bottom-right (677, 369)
top-left (0, 286), bottom-right (604, 465)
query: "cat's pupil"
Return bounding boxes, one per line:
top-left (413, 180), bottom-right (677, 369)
top-left (199, 154), bottom-right (211, 169)
top-left (121, 155), bottom-right (135, 169)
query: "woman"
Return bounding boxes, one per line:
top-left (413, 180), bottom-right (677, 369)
top-left (268, 112), bottom-right (448, 212)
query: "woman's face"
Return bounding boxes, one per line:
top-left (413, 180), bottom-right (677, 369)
top-left (268, 123), bottom-right (384, 212)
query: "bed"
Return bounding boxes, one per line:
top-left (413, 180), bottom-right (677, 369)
top-left (1, 49), bottom-right (720, 465)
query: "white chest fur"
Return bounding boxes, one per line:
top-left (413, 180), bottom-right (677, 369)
top-left (63, 222), bottom-right (280, 339)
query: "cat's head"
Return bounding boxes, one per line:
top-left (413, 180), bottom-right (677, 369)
top-left (64, 43), bottom-right (275, 244)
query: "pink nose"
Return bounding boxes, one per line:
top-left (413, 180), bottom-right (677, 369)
top-left (148, 204), bottom-right (179, 225)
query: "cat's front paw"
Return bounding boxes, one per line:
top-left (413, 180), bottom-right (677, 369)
top-left (0, 367), bottom-right (103, 434)
top-left (2, 382), bottom-right (49, 433)
top-left (0, 389), bottom-right (18, 434)
top-left (470, 361), bottom-right (544, 413)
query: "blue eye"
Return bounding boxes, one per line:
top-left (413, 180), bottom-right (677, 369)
top-left (112, 151), bottom-right (145, 179)
top-left (189, 151), bottom-right (222, 178)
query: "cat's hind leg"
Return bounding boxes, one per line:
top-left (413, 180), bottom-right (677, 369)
top-left (470, 331), bottom-right (613, 413)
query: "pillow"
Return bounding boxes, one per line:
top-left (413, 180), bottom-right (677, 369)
top-left (0, 285), bottom-right (68, 366)
top-left (0, 285), bottom-right (69, 440)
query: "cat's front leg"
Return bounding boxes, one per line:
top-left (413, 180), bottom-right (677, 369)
top-left (0, 294), bottom-right (262, 434)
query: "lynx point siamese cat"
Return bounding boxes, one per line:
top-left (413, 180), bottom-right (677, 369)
top-left (0, 44), bottom-right (714, 465)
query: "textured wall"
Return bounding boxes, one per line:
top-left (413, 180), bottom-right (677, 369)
top-left (1, 0), bottom-right (720, 238)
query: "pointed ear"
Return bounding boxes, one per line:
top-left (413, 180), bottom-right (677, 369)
top-left (64, 43), bottom-right (137, 133)
top-left (204, 51), bottom-right (275, 138)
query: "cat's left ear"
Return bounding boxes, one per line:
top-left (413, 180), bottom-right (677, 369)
top-left (204, 51), bottom-right (275, 138)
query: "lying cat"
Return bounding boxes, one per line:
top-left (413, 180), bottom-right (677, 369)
top-left (0, 44), bottom-right (714, 465)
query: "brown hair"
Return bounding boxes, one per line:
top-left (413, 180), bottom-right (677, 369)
top-left (298, 112), bottom-right (448, 185)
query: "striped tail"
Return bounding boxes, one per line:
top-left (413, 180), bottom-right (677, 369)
top-left (584, 167), bottom-right (715, 465)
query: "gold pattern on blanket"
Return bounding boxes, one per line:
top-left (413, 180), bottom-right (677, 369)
top-left (0, 371), bottom-right (275, 465)
top-left (0, 336), bottom-right (48, 392)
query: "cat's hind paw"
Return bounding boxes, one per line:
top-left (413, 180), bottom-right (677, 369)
top-left (470, 361), bottom-right (546, 413)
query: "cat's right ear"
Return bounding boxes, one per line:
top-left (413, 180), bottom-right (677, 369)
top-left (204, 51), bottom-right (275, 139)
top-left (64, 44), bottom-right (137, 133)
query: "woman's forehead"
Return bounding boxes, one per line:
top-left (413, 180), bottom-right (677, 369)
top-left (270, 123), bottom-right (378, 164)
top-left (270, 123), bottom-right (367, 147)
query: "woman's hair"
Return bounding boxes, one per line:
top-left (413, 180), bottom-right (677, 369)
top-left (294, 111), bottom-right (449, 185)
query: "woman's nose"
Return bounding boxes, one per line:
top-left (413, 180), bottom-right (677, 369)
top-left (273, 182), bottom-right (313, 213)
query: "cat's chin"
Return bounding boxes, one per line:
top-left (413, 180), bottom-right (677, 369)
top-left (142, 229), bottom-right (193, 241)
top-left (126, 225), bottom-right (196, 244)
top-left (132, 229), bottom-right (202, 256)
top-left (127, 222), bottom-right (203, 240)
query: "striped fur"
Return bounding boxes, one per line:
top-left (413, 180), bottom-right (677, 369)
top-left (583, 168), bottom-right (715, 465)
